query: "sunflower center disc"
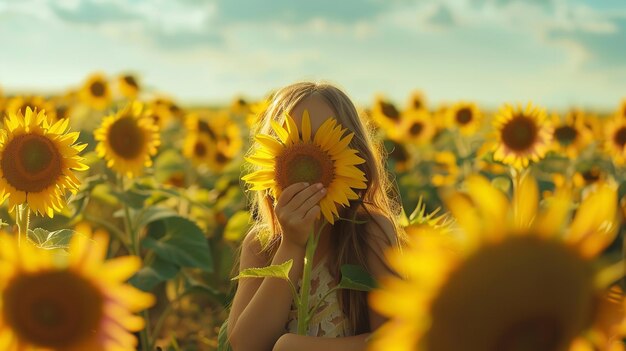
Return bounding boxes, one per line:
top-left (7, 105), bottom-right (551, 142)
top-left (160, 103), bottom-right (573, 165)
top-left (495, 317), bottom-right (561, 351)
top-left (554, 126), bottom-right (578, 146)
top-left (194, 141), bottom-right (207, 157)
top-left (3, 270), bottom-right (104, 348)
top-left (90, 81), bottom-right (106, 97)
top-left (123, 75), bottom-right (138, 88)
top-left (2, 134), bottom-right (63, 192)
top-left (456, 108), bottom-right (473, 125)
top-left (388, 141), bottom-right (408, 162)
top-left (409, 122), bottom-right (423, 136)
top-left (275, 143), bottom-right (334, 189)
top-left (198, 121), bottom-right (217, 139)
top-left (582, 167), bottom-right (600, 183)
top-left (501, 116), bottom-right (538, 151)
top-left (412, 99), bottom-right (423, 110)
top-left (426, 236), bottom-right (595, 351)
top-left (108, 116), bottom-right (145, 159)
top-left (614, 127), bottom-right (626, 148)
top-left (381, 102), bottom-right (400, 121)
top-left (56, 105), bottom-right (68, 119)
top-left (215, 151), bottom-right (230, 165)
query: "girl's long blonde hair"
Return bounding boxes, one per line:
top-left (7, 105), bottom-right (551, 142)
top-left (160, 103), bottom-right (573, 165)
top-left (243, 81), bottom-right (404, 334)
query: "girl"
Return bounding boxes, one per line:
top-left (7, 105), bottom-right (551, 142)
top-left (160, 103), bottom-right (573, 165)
top-left (227, 82), bottom-right (405, 351)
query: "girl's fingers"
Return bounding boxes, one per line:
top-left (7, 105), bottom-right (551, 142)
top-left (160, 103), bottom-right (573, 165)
top-left (284, 183), bottom-right (324, 212)
top-left (276, 182), bottom-right (309, 209)
top-left (294, 186), bottom-right (326, 215)
top-left (302, 205), bottom-right (321, 223)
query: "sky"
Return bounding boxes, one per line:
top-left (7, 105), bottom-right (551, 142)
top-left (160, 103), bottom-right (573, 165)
top-left (0, 0), bottom-right (625, 111)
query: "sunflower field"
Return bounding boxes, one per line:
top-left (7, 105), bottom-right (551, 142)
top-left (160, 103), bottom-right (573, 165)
top-left (0, 72), bottom-right (624, 351)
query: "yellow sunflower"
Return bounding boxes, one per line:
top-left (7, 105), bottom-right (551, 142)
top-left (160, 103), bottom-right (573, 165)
top-left (242, 111), bottom-right (367, 224)
top-left (405, 90), bottom-right (427, 112)
top-left (186, 112), bottom-right (242, 160)
top-left (371, 95), bottom-right (402, 132)
top-left (230, 96), bottom-right (250, 116)
top-left (387, 109), bottom-right (436, 145)
top-left (117, 74), bottom-right (140, 99)
top-left (0, 108), bottom-right (88, 217)
top-left (185, 112), bottom-right (218, 140)
top-left (573, 165), bottom-right (605, 188)
top-left (550, 111), bottom-right (592, 159)
top-left (247, 99), bottom-right (272, 127)
top-left (94, 102), bottom-right (160, 178)
top-left (183, 131), bottom-right (217, 167)
top-left (370, 174), bottom-right (624, 351)
top-left (617, 99), bottom-right (626, 119)
top-left (80, 73), bottom-right (111, 110)
top-left (209, 112), bottom-right (243, 159)
top-left (431, 151), bottom-right (459, 187)
top-left (446, 102), bottom-right (483, 136)
top-left (385, 139), bottom-right (412, 173)
top-left (0, 228), bottom-right (154, 350)
top-left (153, 97), bottom-right (184, 122)
top-left (491, 103), bottom-right (553, 169)
top-left (5, 96), bottom-right (57, 123)
top-left (603, 117), bottom-right (626, 165)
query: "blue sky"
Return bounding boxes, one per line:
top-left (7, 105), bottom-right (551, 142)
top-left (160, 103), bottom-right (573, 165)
top-left (1, 0), bottom-right (625, 110)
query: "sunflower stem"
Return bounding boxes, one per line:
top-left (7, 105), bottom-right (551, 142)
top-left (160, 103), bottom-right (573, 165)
top-left (141, 309), bottom-right (151, 351)
top-left (16, 204), bottom-right (30, 247)
top-left (296, 221), bottom-right (326, 335)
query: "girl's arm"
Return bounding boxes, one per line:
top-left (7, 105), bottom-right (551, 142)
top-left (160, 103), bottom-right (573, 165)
top-left (273, 333), bottom-right (369, 351)
top-left (227, 182), bottom-right (327, 351)
top-left (274, 212), bottom-right (398, 351)
top-left (227, 232), bottom-right (306, 351)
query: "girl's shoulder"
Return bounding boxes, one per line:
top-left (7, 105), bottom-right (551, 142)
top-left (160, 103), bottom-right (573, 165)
top-left (360, 203), bottom-right (399, 245)
top-left (360, 203), bottom-right (403, 277)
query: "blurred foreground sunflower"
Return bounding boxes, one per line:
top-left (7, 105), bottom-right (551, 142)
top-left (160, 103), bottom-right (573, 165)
top-left (617, 100), bottom-right (626, 119)
top-left (243, 110), bottom-right (367, 224)
top-left (370, 174), bottom-right (624, 351)
top-left (0, 108), bottom-right (87, 217)
top-left (95, 102), bottom-right (160, 178)
top-left (0, 228), bottom-right (154, 350)
top-left (491, 103), bottom-right (553, 169)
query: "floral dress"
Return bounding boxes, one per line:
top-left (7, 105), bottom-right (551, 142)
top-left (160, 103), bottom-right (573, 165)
top-left (286, 256), bottom-right (353, 337)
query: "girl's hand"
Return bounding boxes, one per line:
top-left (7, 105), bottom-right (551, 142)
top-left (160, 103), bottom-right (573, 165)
top-left (275, 182), bottom-right (326, 249)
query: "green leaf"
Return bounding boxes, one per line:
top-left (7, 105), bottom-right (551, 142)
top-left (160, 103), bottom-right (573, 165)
top-left (217, 320), bottom-right (233, 351)
top-left (110, 187), bottom-right (150, 209)
top-left (142, 217), bottom-right (213, 272)
top-left (135, 206), bottom-right (179, 231)
top-left (184, 282), bottom-right (230, 307)
top-left (130, 256), bottom-right (180, 292)
top-left (232, 260), bottom-right (293, 281)
top-left (338, 264), bottom-right (377, 292)
top-left (27, 228), bottom-right (75, 250)
top-left (223, 210), bottom-right (251, 242)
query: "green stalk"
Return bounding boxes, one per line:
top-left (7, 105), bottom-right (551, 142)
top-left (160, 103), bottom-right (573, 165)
top-left (296, 229), bottom-right (317, 335)
top-left (16, 204), bottom-right (30, 247)
top-left (119, 176), bottom-right (151, 350)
